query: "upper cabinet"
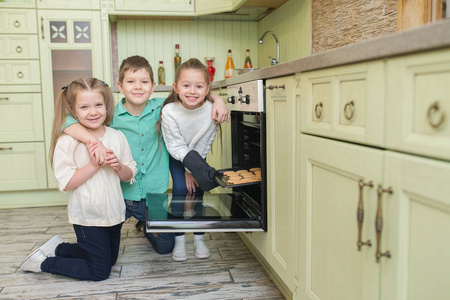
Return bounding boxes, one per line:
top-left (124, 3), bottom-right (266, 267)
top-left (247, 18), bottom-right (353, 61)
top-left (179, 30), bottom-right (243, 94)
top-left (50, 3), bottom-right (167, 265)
top-left (114, 0), bottom-right (195, 13)
top-left (37, 0), bottom-right (101, 10)
top-left (0, 0), bottom-right (35, 9)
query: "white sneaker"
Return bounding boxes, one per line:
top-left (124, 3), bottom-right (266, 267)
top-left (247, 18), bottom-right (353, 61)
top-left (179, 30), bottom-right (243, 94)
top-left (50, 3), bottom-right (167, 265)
top-left (20, 249), bottom-right (46, 272)
top-left (194, 237), bottom-right (211, 259)
top-left (38, 235), bottom-right (63, 257)
top-left (172, 237), bottom-right (188, 262)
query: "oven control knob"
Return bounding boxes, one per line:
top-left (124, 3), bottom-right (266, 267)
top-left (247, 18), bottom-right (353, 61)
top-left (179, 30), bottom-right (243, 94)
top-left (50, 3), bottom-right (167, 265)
top-left (241, 95), bottom-right (250, 104)
top-left (227, 96), bottom-right (235, 104)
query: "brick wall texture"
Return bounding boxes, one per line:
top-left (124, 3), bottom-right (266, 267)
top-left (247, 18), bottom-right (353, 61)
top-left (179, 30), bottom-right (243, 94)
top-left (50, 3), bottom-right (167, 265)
top-left (312, 0), bottom-right (398, 54)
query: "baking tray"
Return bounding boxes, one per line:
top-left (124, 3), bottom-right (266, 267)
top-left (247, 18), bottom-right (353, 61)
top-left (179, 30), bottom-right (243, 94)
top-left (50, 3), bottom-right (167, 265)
top-left (215, 168), bottom-right (262, 188)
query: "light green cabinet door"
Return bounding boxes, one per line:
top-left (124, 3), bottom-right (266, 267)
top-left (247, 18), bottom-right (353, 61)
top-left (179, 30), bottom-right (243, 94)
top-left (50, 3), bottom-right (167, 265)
top-left (195, 0), bottom-right (243, 14)
top-left (382, 151), bottom-right (450, 300)
top-left (0, 142), bottom-right (47, 191)
top-left (386, 49), bottom-right (450, 161)
top-left (207, 87), bottom-right (232, 194)
top-left (299, 134), bottom-right (383, 300)
top-left (0, 93), bottom-right (43, 142)
top-left (115, 0), bottom-right (194, 12)
top-left (37, 0), bottom-right (100, 10)
top-left (38, 9), bottom-right (104, 188)
top-left (265, 76), bottom-right (297, 292)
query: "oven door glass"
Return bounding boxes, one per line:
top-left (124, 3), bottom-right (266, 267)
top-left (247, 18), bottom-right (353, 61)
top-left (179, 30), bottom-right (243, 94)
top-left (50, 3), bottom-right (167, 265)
top-left (146, 193), bottom-right (264, 232)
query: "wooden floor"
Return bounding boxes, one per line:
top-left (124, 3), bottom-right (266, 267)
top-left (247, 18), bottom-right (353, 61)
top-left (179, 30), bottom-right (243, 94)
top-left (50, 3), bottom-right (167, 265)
top-left (0, 205), bottom-right (284, 299)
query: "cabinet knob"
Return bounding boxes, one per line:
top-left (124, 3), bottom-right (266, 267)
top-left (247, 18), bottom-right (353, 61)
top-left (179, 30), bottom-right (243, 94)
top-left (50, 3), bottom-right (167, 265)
top-left (17, 71), bottom-right (24, 79)
top-left (14, 20), bottom-right (21, 28)
top-left (227, 96), bottom-right (235, 104)
top-left (344, 100), bottom-right (355, 120)
top-left (314, 102), bottom-right (323, 119)
top-left (427, 101), bottom-right (446, 129)
top-left (15, 46), bottom-right (23, 53)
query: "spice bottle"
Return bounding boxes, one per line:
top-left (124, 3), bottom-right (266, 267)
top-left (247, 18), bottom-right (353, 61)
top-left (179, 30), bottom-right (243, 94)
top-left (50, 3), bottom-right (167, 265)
top-left (158, 61), bottom-right (165, 86)
top-left (225, 49), bottom-right (236, 79)
top-left (174, 44), bottom-right (181, 74)
top-left (244, 49), bottom-right (253, 69)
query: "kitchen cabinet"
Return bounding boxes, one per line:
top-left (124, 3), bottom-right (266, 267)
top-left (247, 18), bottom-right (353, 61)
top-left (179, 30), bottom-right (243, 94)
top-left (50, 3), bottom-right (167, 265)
top-left (297, 48), bottom-right (450, 300)
top-left (240, 76), bottom-right (297, 298)
top-left (37, 0), bottom-right (100, 10)
top-left (114, 0), bottom-right (194, 13)
top-left (298, 134), bottom-right (383, 300)
top-left (38, 9), bottom-right (104, 188)
top-left (386, 49), bottom-right (450, 161)
top-left (299, 60), bottom-right (385, 148)
top-left (0, 0), bottom-right (35, 9)
top-left (0, 5), bottom-right (46, 192)
top-left (207, 87), bottom-right (232, 194)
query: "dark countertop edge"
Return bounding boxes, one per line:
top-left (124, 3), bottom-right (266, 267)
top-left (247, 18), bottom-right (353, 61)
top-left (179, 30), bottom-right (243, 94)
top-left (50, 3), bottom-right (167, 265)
top-left (212, 19), bottom-right (450, 89)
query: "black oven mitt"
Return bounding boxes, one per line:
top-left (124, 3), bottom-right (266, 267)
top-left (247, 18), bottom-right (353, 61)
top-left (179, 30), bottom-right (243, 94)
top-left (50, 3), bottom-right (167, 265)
top-left (182, 150), bottom-right (218, 191)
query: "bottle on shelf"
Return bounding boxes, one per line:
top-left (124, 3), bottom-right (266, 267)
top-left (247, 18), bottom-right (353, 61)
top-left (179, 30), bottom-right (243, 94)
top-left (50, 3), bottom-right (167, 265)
top-left (225, 49), bottom-right (236, 79)
top-left (174, 44), bottom-right (181, 75)
top-left (244, 49), bottom-right (253, 69)
top-left (205, 57), bottom-right (216, 83)
top-left (158, 61), bottom-right (165, 86)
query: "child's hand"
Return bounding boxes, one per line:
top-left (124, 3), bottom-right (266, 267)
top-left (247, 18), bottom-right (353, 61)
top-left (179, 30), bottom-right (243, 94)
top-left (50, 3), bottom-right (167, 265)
top-left (185, 171), bottom-right (199, 194)
top-left (105, 149), bottom-right (123, 171)
top-left (94, 141), bottom-right (108, 165)
top-left (86, 140), bottom-right (101, 169)
top-left (211, 94), bottom-right (230, 124)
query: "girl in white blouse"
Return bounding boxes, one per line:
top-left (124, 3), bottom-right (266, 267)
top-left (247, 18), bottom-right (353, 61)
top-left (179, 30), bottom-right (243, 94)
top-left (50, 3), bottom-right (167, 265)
top-left (20, 78), bottom-right (137, 281)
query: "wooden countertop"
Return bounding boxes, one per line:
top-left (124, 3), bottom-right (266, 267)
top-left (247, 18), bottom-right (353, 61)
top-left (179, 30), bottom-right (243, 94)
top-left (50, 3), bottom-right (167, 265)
top-left (211, 19), bottom-right (450, 89)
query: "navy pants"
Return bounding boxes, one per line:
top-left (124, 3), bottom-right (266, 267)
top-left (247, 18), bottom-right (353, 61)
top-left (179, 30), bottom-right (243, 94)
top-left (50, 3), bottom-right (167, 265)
top-left (169, 155), bottom-right (204, 237)
top-left (125, 199), bottom-right (175, 254)
top-left (41, 223), bottom-right (122, 281)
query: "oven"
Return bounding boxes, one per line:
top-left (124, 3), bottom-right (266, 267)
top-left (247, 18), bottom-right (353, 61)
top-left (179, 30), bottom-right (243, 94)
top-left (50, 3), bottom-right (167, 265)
top-left (146, 80), bottom-right (267, 232)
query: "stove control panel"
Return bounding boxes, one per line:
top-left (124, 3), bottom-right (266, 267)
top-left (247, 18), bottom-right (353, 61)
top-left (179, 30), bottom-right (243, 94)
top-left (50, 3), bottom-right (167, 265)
top-left (226, 80), bottom-right (264, 112)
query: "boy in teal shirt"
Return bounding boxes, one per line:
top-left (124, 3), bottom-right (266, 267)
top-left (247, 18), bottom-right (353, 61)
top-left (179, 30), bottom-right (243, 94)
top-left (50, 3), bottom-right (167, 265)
top-left (64, 56), bottom-right (229, 254)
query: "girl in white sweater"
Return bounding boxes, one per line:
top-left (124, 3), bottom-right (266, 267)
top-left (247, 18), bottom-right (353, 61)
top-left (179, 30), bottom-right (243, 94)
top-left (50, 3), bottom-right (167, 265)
top-left (158, 58), bottom-right (221, 261)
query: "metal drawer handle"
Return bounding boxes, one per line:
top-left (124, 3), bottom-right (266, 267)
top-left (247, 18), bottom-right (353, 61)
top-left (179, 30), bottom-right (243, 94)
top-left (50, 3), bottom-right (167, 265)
top-left (344, 100), bottom-right (355, 120)
top-left (17, 71), bottom-right (24, 79)
top-left (0, 147), bottom-right (13, 150)
top-left (427, 101), bottom-right (445, 129)
top-left (0, 97), bottom-right (9, 101)
top-left (314, 102), bottom-right (323, 119)
top-left (357, 179), bottom-right (373, 251)
top-left (264, 84), bottom-right (285, 90)
top-left (375, 185), bottom-right (392, 263)
top-left (14, 20), bottom-right (21, 28)
top-left (16, 46), bottom-right (23, 53)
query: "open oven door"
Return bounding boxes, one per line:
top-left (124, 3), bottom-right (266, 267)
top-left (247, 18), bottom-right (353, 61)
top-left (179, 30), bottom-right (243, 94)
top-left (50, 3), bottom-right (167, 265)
top-left (146, 192), bottom-right (264, 232)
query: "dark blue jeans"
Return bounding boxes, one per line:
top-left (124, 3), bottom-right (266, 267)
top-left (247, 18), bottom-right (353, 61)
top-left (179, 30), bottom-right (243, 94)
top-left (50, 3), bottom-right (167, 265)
top-left (41, 223), bottom-right (122, 281)
top-left (125, 199), bottom-right (175, 254)
top-left (169, 155), bottom-right (204, 237)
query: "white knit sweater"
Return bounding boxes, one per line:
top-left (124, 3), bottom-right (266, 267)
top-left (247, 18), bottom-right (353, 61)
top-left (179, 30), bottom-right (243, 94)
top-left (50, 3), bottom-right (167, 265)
top-left (161, 100), bottom-right (218, 162)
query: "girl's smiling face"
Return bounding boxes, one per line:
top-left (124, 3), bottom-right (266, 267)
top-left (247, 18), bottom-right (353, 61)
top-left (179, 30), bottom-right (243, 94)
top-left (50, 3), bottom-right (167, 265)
top-left (74, 90), bottom-right (107, 136)
top-left (173, 69), bottom-right (210, 110)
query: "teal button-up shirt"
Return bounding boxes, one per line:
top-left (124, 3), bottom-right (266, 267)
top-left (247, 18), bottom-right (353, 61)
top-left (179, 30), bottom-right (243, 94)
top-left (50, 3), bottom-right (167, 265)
top-left (111, 98), bottom-right (169, 200)
top-left (65, 97), bottom-right (169, 201)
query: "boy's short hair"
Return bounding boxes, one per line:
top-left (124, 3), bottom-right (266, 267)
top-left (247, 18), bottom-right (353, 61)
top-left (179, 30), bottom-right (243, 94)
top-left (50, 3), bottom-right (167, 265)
top-left (118, 55), bottom-right (154, 84)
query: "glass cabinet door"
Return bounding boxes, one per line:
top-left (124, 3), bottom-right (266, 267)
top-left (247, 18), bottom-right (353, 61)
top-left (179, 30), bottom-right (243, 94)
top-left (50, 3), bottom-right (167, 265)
top-left (38, 10), bottom-right (103, 188)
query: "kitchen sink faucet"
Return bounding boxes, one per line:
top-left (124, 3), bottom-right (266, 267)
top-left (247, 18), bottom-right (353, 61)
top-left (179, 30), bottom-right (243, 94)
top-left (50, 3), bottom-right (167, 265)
top-left (258, 30), bottom-right (279, 65)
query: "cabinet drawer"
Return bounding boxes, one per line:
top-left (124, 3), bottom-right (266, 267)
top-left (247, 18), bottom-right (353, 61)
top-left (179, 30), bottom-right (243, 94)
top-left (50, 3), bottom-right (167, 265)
top-left (0, 9), bottom-right (37, 34)
top-left (386, 49), bottom-right (450, 161)
top-left (0, 93), bottom-right (44, 142)
top-left (299, 60), bottom-right (385, 147)
top-left (0, 35), bottom-right (39, 59)
top-left (0, 142), bottom-right (47, 191)
top-left (0, 61), bottom-right (41, 85)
